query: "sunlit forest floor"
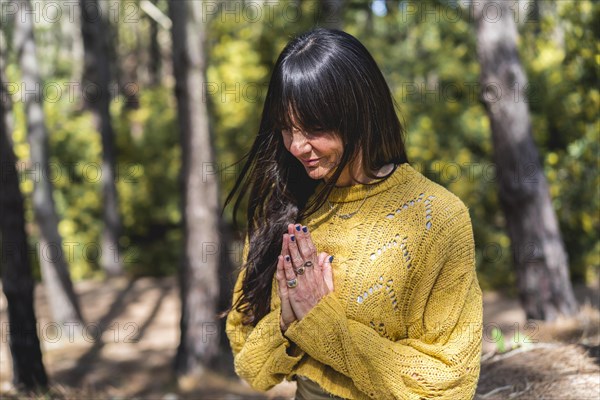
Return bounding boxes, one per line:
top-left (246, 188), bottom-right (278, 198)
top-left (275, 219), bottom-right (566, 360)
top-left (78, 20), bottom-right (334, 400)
top-left (1, 277), bottom-right (598, 399)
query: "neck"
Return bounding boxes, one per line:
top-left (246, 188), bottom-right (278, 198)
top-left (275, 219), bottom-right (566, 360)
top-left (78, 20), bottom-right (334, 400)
top-left (326, 160), bottom-right (395, 187)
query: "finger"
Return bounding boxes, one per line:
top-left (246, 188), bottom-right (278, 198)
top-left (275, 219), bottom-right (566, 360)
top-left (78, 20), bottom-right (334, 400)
top-left (301, 227), bottom-right (320, 286)
top-left (322, 255), bottom-right (334, 293)
top-left (281, 229), bottom-right (289, 253)
top-left (293, 224), bottom-right (311, 259)
top-left (287, 224), bottom-right (302, 268)
top-left (282, 235), bottom-right (297, 282)
top-left (282, 233), bottom-right (292, 271)
top-left (301, 225), bottom-right (318, 259)
top-left (313, 252), bottom-right (327, 293)
top-left (287, 231), bottom-right (304, 272)
top-left (275, 255), bottom-right (287, 297)
top-left (310, 252), bottom-right (327, 285)
top-left (317, 252), bottom-right (328, 271)
top-left (279, 232), bottom-right (289, 289)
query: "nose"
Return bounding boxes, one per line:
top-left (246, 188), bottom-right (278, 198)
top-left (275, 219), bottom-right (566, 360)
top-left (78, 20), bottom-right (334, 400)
top-left (290, 132), bottom-right (311, 157)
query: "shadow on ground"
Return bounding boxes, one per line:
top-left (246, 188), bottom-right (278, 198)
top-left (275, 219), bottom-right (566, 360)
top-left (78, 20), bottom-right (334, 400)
top-left (1, 278), bottom-right (598, 399)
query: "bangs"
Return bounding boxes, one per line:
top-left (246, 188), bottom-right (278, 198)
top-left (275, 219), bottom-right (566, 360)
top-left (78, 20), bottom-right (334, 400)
top-left (272, 58), bottom-right (343, 134)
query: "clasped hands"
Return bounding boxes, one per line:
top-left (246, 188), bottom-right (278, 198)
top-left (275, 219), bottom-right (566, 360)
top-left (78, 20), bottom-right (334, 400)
top-left (276, 224), bottom-right (334, 333)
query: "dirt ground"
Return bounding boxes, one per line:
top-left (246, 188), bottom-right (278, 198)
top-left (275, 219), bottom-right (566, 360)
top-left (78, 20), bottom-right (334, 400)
top-left (0, 277), bottom-right (598, 399)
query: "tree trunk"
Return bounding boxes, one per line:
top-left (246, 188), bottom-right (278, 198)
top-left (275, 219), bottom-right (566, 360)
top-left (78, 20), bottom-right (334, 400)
top-left (169, 0), bottom-right (221, 376)
top-left (112, 1), bottom-right (139, 111)
top-left (0, 41), bottom-right (48, 393)
top-left (14, 0), bottom-right (84, 324)
top-left (474, 0), bottom-right (578, 321)
top-left (148, 0), bottom-right (162, 87)
top-left (79, 0), bottom-right (123, 276)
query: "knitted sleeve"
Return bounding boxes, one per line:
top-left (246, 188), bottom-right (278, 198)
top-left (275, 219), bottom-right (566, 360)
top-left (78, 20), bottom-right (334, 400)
top-left (283, 206), bottom-right (483, 400)
top-left (225, 236), bottom-right (305, 391)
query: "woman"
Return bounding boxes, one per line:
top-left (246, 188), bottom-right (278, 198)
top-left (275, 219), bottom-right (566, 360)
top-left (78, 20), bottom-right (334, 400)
top-left (222, 28), bottom-right (483, 400)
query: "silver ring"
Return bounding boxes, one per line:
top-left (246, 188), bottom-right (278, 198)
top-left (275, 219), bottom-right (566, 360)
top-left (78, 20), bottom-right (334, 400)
top-left (286, 278), bottom-right (298, 288)
top-left (304, 261), bottom-right (314, 268)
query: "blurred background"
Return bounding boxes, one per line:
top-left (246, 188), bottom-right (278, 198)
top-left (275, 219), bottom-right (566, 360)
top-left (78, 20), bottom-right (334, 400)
top-left (0, 0), bottom-right (598, 399)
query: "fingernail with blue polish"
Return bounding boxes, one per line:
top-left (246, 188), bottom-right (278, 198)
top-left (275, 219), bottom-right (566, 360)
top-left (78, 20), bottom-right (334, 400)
top-left (302, 226), bottom-right (308, 233)
top-left (328, 256), bottom-right (334, 263)
top-left (290, 235), bottom-right (295, 241)
top-left (285, 255), bottom-right (290, 262)
top-left (295, 224), bottom-right (301, 231)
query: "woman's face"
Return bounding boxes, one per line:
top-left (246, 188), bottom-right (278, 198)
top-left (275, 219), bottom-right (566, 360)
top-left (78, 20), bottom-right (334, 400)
top-left (281, 125), bottom-right (344, 183)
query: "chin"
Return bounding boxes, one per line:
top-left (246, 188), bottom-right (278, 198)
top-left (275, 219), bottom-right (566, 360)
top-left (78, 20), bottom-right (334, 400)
top-left (304, 167), bottom-right (329, 180)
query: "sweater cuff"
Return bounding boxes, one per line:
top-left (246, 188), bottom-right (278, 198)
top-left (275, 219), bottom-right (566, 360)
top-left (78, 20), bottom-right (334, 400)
top-left (260, 307), bottom-right (305, 372)
top-left (284, 293), bottom-right (345, 357)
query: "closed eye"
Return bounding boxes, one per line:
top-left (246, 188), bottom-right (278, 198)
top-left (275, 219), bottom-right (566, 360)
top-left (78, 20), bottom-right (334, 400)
top-left (280, 127), bottom-right (326, 138)
top-left (306, 128), bottom-right (326, 137)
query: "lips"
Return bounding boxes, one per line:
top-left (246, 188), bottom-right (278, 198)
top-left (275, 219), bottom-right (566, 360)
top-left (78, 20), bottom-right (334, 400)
top-left (301, 158), bottom-right (320, 166)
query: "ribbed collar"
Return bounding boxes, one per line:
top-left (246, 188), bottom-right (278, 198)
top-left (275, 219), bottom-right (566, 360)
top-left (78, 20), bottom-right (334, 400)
top-left (315, 162), bottom-right (416, 203)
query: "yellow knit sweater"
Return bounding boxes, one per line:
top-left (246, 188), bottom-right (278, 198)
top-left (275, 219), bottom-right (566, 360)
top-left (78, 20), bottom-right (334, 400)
top-left (226, 162), bottom-right (483, 399)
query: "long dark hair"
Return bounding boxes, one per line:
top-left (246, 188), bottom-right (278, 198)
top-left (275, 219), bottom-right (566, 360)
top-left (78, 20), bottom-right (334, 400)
top-left (220, 28), bottom-right (409, 326)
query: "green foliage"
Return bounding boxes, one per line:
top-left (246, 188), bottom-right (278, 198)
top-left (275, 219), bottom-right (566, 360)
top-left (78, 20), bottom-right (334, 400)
top-left (520, 0), bottom-right (599, 282)
top-left (205, 1), bottom-right (318, 227)
top-left (351, 1), bottom-right (518, 290)
top-left (4, 0), bottom-right (597, 287)
top-left (348, 0), bottom-right (599, 290)
top-left (7, 73), bottom-right (105, 280)
top-left (112, 86), bottom-right (182, 276)
top-left (492, 327), bottom-right (506, 353)
top-left (44, 85), bottom-right (104, 280)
